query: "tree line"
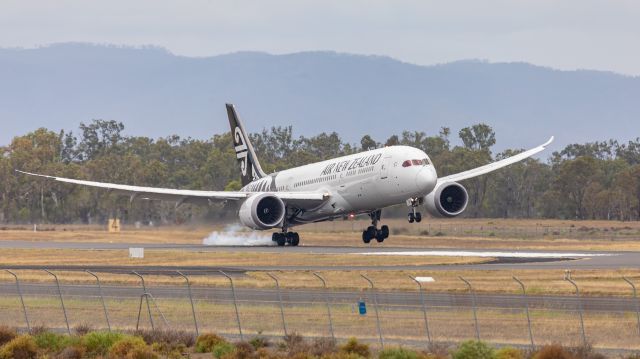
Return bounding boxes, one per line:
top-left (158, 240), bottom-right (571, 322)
top-left (1, 120), bottom-right (639, 225)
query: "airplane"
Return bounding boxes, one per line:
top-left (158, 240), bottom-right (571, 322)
top-left (19, 104), bottom-right (553, 246)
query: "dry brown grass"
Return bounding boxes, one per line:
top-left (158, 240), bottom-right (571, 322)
top-left (2, 218), bottom-right (640, 251)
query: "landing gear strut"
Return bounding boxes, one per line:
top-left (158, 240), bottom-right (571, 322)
top-left (272, 232), bottom-right (300, 247)
top-left (362, 209), bottom-right (389, 244)
top-left (407, 198), bottom-right (422, 223)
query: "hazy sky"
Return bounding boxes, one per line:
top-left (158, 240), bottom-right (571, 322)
top-left (2, 0), bottom-right (639, 75)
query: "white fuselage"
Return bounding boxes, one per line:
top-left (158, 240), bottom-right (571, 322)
top-left (241, 146), bottom-right (438, 226)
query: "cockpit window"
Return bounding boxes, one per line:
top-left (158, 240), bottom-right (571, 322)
top-left (402, 160), bottom-right (412, 167)
top-left (411, 159), bottom-right (423, 166)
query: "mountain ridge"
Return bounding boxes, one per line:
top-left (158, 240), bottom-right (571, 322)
top-left (1, 43), bottom-right (639, 152)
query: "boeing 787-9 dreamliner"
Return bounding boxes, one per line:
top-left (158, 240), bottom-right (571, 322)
top-left (19, 104), bottom-right (553, 246)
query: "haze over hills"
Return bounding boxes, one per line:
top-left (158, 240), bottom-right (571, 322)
top-left (1, 43), bottom-right (639, 152)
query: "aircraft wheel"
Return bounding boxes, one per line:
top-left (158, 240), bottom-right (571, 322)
top-left (362, 231), bottom-right (371, 244)
top-left (415, 212), bottom-right (422, 223)
top-left (380, 225), bottom-right (390, 239)
top-left (274, 233), bottom-right (286, 247)
top-left (408, 213), bottom-right (415, 223)
top-left (362, 226), bottom-right (376, 244)
top-left (375, 230), bottom-right (385, 243)
top-left (291, 232), bottom-right (300, 246)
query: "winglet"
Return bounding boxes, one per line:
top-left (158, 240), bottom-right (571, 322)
top-left (542, 136), bottom-right (554, 148)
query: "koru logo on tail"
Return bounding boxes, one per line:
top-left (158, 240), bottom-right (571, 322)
top-left (234, 127), bottom-right (260, 181)
top-left (234, 127), bottom-right (248, 176)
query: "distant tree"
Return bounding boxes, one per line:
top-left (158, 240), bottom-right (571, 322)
top-left (458, 124), bottom-right (496, 152)
top-left (360, 135), bottom-right (378, 150)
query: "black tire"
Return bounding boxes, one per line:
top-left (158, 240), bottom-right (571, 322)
top-left (375, 230), bottom-right (385, 243)
top-left (380, 225), bottom-right (390, 239)
top-left (291, 233), bottom-right (300, 246)
top-left (276, 234), bottom-right (286, 247)
top-left (408, 213), bottom-right (415, 223)
top-left (362, 231), bottom-right (371, 244)
top-left (415, 212), bottom-right (422, 223)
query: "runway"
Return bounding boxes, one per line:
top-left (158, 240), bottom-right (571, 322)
top-left (1, 240), bottom-right (640, 270)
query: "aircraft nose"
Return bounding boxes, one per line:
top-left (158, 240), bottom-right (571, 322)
top-left (415, 166), bottom-right (436, 194)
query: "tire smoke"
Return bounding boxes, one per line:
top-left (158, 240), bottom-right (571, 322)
top-left (202, 224), bottom-right (274, 246)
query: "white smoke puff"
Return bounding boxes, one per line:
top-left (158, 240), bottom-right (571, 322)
top-left (203, 224), bottom-right (274, 246)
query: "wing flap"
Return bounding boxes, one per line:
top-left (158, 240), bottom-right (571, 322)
top-left (439, 136), bottom-right (553, 183)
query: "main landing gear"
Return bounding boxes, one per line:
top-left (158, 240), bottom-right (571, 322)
top-left (362, 209), bottom-right (389, 244)
top-left (407, 198), bottom-right (422, 223)
top-left (272, 232), bottom-right (300, 247)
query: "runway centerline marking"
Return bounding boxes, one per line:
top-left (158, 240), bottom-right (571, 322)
top-left (358, 250), bottom-right (613, 258)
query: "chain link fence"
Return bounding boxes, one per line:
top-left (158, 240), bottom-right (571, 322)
top-left (2, 269), bottom-right (640, 350)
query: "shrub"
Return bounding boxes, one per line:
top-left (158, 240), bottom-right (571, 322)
top-left (532, 345), bottom-right (573, 359)
top-left (213, 342), bottom-right (236, 359)
top-left (109, 336), bottom-right (148, 358)
top-left (569, 343), bottom-right (604, 359)
top-left (56, 346), bottom-right (85, 359)
top-left (452, 340), bottom-right (495, 359)
top-left (0, 326), bottom-right (17, 346)
top-left (34, 331), bottom-right (70, 352)
top-left (195, 333), bottom-right (228, 353)
top-left (133, 328), bottom-right (195, 348)
top-left (496, 347), bottom-right (523, 359)
top-left (250, 335), bottom-right (270, 349)
top-left (323, 353), bottom-right (367, 359)
top-left (72, 323), bottom-right (93, 336)
top-left (283, 332), bottom-right (309, 355)
top-left (128, 347), bottom-right (159, 359)
top-left (0, 335), bottom-right (38, 359)
top-left (379, 347), bottom-right (420, 359)
top-left (81, 331), bottom-right (124, 357)
top-left (310, 337), bottom-right (337, 357)
top-left (235, 341), bottom-right (256, 359)
top-left (340, 338), bottom-right (370, 358)
top-left (28, 324), bottom-right (49, 336)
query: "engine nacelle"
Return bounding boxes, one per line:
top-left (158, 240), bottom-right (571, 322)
top-left (239, 193), bottom-right (286, 230)
top-left (424, 182), bottom-right (469, 218)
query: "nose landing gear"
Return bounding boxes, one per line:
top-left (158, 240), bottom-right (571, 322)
top-left (407, 197), bottom-right (423, 223)
top-left (362, 209), bottom-right (390, 244)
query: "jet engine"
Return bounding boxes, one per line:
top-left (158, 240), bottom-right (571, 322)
top-left (239, 193), bottom-right (286, 230)
top-left (424, 182), bottom-right (469, 218)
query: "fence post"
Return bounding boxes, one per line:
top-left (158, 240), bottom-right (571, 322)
top-left (361, 274), bottom-right (384, 349)
top-left (267, 272), bottom-right (288, 337)
top-left (85, 270), bottom-right (111, 332)
top-left (565, 272), bottom-right (586, 347)
top-left (132, 271), bottom-right (154, 330)
top-left (43, 269), bottom-right (71, 335)
top-left (5, 270), bottom-right (30, 332)
top-left (459, 276), bottom-right (480, 341)
top-left (408, 275), bottom-right (431, 345)
top-left (513, 276), bottom-right (534, 349)
top-left (219, 271), bottom-right (243, 341)
top-left (177, 271), bottom-right (199, 337)
top-left (623, 277), bottom-right (640, 338)
top-left (312, 272), bottom-right (335, 341)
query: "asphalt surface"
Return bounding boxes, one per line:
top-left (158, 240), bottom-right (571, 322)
top-left (0, 282), bottom-right (636, 313)
top-left (2, 240), bottom-right (640, 270)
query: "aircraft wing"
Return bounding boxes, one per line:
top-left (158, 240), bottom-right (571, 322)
top-left (16, 171), bottom-right (328, 208)
top-left (438, 136), bottom-right (554, 183)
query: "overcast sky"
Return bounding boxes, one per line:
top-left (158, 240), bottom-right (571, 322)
top-left (2, 0), bottom-right (639, 76)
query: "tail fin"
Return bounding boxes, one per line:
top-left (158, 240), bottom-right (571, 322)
top-left (226, 103), bottom-right (267, 186)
